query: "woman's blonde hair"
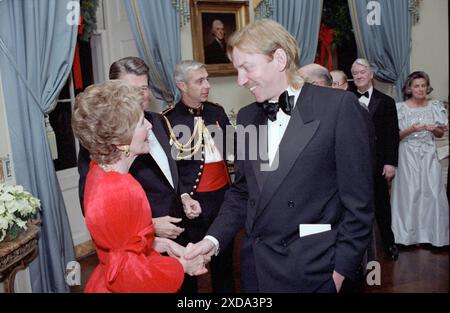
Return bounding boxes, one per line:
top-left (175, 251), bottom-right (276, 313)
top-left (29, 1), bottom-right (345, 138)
top-left (227, 19), bottom-right (303, 89)
top-left (72, 81), bottom-right (143, 164)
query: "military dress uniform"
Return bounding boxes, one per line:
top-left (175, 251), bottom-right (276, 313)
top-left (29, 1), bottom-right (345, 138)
top-left (163, 100), bottom-right (235, 293)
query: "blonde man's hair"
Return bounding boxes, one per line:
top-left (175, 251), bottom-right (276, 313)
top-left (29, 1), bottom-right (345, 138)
top-left (72, 81), bottom-right (143, 165)
top-left (227, 19), bottom-right (304, 89)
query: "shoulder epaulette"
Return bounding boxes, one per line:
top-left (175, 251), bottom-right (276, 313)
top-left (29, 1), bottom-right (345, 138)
top-left (161, 105), bottom-right (175, 115)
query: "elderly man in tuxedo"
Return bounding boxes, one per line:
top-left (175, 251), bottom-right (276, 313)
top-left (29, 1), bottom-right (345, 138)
top-left (351, 58), bottom-right (400, 261)
top-left (185, 19), bottom-right (374, 293)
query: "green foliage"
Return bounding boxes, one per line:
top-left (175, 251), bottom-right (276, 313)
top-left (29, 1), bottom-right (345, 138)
top-left (7, 224), bottom-right (23, 241)
top-left (80, 0), bottom-right (100, 42)
top-left (322, 0), bottom-right (353, 49)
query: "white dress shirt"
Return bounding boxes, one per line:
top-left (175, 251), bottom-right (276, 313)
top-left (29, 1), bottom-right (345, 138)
top-left (148, 130), bottom-right (174, 188)
top-left (357, 86), bottom-right (373, 110)
top-left (267, 86), bottom-right (302, 166)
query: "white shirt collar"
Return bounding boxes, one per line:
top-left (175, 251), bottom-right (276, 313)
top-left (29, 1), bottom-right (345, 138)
top-left (269, 86), bottom-right (302, 107)
top-left (287, 85), bottom-right (301, 107)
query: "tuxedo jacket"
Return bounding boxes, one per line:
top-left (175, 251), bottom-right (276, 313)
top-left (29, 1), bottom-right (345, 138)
top-left (162, 101), bottom-right (232, 197)
top-left (207, 84), bottom-right (375, 292)
top-left (366, 88), bottom-right (399, 170)
top-left (78, 112), bottom-right (183, 222)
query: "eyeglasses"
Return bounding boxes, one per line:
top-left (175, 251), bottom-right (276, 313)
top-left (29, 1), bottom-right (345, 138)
top-left (332, 81), bottom-right (346, 87)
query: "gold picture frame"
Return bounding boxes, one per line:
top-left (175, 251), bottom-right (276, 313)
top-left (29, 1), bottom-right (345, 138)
top-left (190, 0), bottom-right (250, 77)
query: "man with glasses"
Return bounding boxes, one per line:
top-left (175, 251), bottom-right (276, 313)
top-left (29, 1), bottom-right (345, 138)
top-left (331, 70), bottom-right (349, 90)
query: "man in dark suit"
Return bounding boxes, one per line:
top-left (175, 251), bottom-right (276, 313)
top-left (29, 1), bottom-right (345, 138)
top-left (162, 60), bottom-right (235, 293)
top-left (78, 57), bottom-right (201, 241)
top-left (204, 19), bottom-right (230, 64)
top-left (351, 58), bottom-right (400, 261)
top-left (185, 19), bottom-right (374, 293)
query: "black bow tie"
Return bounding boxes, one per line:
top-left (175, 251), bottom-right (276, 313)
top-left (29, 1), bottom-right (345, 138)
top-left (356, 91), bottom-right (370, 98)
top-left (261, 91), bottom-right (295, 122)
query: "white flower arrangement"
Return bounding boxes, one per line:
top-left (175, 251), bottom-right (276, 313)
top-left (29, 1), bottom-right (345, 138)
top-left (0, 183), bottom-right (41, 242)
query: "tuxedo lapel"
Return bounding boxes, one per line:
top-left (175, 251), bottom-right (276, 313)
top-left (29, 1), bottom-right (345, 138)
top-left (368, 90), bottom-right (380, 116)
top-left (249, 105), bottom-right (269, 192)
top-left (257, 87), bottom-right (320, 217)
top-left (148, 113), bottom-right (179, 192)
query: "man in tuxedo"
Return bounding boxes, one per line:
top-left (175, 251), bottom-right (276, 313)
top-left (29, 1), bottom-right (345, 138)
top-left (204, 19), bottom-right (230, 64)
top-left (351, 58), bottom-right (400, 261)
top-left (185, 19), bottom-right (374, 293)
top-left (78, 57), bottom-right (201, 242)
top-left (162, 60), bottom-right (235, 293)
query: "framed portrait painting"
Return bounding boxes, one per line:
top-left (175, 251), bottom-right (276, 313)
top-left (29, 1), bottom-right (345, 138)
top-left (190, 0), bottom-right (250, 76)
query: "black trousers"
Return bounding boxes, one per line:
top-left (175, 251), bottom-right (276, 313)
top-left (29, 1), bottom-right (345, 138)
top-left (182, 186), bottom-right (235, 293)
top-left (374, 171), bottom-right (395, 249)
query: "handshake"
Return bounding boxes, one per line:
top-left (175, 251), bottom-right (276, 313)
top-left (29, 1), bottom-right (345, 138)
top-left (156, 237), bottom-right (217, 276)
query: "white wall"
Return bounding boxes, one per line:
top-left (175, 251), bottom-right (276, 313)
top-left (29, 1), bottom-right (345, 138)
top-left (57, 169), bottom-right (91, 247)
top-left (410, 0), bottom-right (449, 102)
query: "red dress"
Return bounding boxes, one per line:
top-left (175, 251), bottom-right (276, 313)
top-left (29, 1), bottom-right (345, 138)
top-left (83, 162), bottom-right (184, 293)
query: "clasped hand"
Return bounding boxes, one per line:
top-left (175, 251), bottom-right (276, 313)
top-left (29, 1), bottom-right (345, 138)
top-left (183, 239), bottom-right (216, 275)
top-left (153, 238), bottom-right (208, 276)
top-left (169, 243), bottom-right (209, 276)
top-left (412, 123), bottom-right (439, 132)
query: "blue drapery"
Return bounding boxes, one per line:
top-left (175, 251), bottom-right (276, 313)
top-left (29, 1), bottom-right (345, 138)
top-left (125, 0), bottom-right (181, 107)
top-left (272, 0), bottom-right (323, 66)
top-left (348, 0), bottom-right (412, 100)
top-left (0, 0), bottom-right (77, 292)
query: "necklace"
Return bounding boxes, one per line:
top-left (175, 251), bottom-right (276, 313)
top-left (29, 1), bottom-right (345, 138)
top-left (98, 163), bottom-right (114, 172)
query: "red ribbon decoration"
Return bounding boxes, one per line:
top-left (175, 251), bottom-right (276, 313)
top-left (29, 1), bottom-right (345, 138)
top-left (315, 24), bottom-right (334, 72)
top-left (73, 16), bottom-right (85, 90)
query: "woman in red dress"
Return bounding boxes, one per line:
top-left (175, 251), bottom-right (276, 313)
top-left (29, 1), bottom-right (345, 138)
top-left (72, 81), bottom-right (206, 292)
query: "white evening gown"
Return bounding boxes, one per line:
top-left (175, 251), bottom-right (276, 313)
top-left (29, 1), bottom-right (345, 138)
top-left (391, 100), bottom-right (449, 247)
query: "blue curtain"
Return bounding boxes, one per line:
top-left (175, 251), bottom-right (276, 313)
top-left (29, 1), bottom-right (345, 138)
top-left (348, 0), bottom-right (412, 101)
top-left (0, 0), bottom-right (77, 292)
top-left (272, 0), bottom-right (323, 66)
top-left (125, 0), bottom-right (181, 106)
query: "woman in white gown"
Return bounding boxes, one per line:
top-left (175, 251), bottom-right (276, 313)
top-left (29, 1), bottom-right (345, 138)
top-left (391, 71), bottom-right (449, 247)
